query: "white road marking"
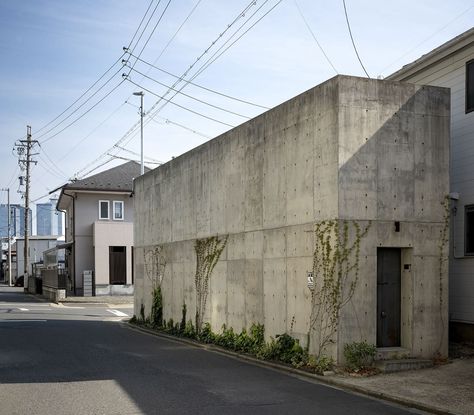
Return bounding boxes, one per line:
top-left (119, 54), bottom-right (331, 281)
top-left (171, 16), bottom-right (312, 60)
top-left (107, 309), bottom-right (128, 317)
top-left (50, 304), bottom-right (85, 309)
top-left (0, 319), bottom-right (47, 323)
top-left (18, 308), bottom-right (29, 311)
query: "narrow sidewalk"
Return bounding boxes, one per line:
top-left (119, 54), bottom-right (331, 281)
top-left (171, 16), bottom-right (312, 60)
top-left (334, 358), bottom-right (474, 415)
top-left (59, 295), bottom-right (133, 305)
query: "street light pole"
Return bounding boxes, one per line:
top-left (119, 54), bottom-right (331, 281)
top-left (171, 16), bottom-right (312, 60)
top-left (133, 91), bottom-right (145, 175)
top-left (1, 188), bottom-right (11, 286)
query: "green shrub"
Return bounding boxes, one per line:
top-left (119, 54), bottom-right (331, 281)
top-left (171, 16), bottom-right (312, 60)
top-left (215, 325), bottom-right (237, 349)
top-left (343, 341), bottom-right (376, 371)
top-left (140, 303), bottom-right (145, 322)
top-left (151, 286), bottom-right (163, 328)
top-left (129, 315), bottom-right (137, 324)
top-left (199, 322), bottom-right (215, 343)
top-left (307, 355), bottom-right (334, 374)
top-left (183, 320), bottom-right (196, 338)
top-left (180, 304), bottom-right (187, 333)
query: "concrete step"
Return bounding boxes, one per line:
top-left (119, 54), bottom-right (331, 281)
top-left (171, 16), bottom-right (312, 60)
top-left (376, 347), bottom-right (411, 360)
top-left (375, 359), bottom-right (433, 373)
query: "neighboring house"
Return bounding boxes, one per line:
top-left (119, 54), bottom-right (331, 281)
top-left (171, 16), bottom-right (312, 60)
top-left (57, 161), bottom-right (146, 296)
top-left (15, 235), bottom-right (60, 282)
top-left (134, 76), bottom-right (450, 363)
top-left (387, 27), bottom-right (474, 342)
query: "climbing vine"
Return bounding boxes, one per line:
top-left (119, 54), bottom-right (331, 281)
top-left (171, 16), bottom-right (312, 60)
top-left (437, 195), bottom-right (450, 353)
top-left (309, 219), bottom-right (371, 358)
top-left (194, 235), bottom-right (228, 334)
top-left (144, 245), bottom-right (167, 327)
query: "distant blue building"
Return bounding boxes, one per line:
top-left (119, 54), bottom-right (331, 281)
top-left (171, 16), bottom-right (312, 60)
top-left (0, 204), bottom-right (32, 238)
top-left (36, 199), bottom-right (63, 236)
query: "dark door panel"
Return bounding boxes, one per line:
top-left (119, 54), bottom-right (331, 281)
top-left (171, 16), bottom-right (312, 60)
top-left (109, 246), bottom-right (126, 285)
top-left (377, 248), bottom-right (401, 347)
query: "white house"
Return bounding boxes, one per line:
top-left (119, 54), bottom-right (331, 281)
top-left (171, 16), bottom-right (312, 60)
top-left (57, 161), bottom-right (146, 296)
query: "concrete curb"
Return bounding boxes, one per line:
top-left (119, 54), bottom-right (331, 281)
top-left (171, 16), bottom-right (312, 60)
top-left (126, 323), bottom-right (456, 415)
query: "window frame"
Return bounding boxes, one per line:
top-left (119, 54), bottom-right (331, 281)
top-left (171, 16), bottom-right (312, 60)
top-left (465, 204), bottom-right (474, 255)
top-left (98, 200), bottom-right (110, 220)
top-left (466, 59), bottom-right (474, 114)
top-left (113, 200), bottom-right (124, 221)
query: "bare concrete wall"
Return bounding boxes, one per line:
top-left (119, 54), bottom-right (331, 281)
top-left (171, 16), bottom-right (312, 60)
top-left (134, 75), bottom-right (450, 361)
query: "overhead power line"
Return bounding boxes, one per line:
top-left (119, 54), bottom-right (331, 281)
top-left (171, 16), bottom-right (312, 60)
top-left (342, 0), bottom-right (370, 78)
top-left (126, 0), bottom-right (157, 51)
top-left (127, 52), bottom-right (270, 109)
top-left (149, 115), bottom-right (211, 139)
top-left (40, 80), bottom-right (126, 145)
top-left (127, 66), bottom-right (251, 119)
top-left (73, 0), bottom-right (276, 180)
top-left (126, 78), bottom-right (236, 127)
top-left (125, 0), bottom-right (173, 76)
top-left (294, 0), bottom-right (338, 74)
top-left (188, 0), bottom-right (283, 82)
top-left (34, 55), bottom-right (126, 138)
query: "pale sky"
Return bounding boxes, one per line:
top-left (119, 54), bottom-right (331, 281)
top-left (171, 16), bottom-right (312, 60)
top-left (1, 0), bottom-right (473, 219)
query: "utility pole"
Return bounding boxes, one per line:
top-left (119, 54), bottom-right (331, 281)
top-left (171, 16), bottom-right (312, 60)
top-left (0, 188), bottom-right (11, 286)
top-left (15, 126), bottom-right (38, 291)
top-left (133, 91), bottom-right (145, 175)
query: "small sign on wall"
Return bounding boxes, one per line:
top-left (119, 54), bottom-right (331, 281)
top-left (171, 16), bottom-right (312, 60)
top-left (307, 271), bottom-right (314, 290)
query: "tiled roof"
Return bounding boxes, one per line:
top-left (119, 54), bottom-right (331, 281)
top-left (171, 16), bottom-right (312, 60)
top-left (64, 161), bottom-right (149, 192)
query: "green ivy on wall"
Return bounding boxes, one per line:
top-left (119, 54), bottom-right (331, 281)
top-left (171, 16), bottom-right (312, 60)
top-left (194, 235), bottom-right (228, 334)
top-left (310, 219), bottom-right (371, 358)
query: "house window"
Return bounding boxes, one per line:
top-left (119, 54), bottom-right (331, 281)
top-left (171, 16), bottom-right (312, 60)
top-left (467, 60), bottom-right (474, 113)
top-left (465, 205), bottom-right (474, 255)
top-left (113, 201), bottom-right (124, 220)
top-left (99, 200), bottom-right (109, 220)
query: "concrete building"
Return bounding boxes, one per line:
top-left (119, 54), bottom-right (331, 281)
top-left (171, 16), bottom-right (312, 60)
top-left (57, 161), bottom-right (145, 296)
top-left (36, 198), bottom-right (63, 236)
top-left (388, 27), bottom-right (474, 342)
top-left (133, 75), bottom-right (450, 363)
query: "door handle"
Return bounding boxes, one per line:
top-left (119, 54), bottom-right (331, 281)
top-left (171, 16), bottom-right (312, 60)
top-left (381, 311), bottom-right (387, 318)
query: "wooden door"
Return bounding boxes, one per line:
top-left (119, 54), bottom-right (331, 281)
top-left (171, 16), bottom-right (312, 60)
top-left (109, 246), bottom-right (126, 285)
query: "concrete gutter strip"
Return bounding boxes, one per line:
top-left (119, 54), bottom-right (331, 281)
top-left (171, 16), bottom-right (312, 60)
top-left (126, 323), bottom-right (460, 415)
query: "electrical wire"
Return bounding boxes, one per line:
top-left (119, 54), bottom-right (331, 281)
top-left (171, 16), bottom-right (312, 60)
top-left (148, 115), bottom-right (211, 139)
top-left (34, 55), bottom-right (126, 137)
top-left (73, 0), bottom-right (264, 179)
top-left (141, 0), bottom-right (259, 119)
top-left (294, 0), bottom-right (338, 74)
top-left (342, 0), bottom-right (370, 78)
top-left (126, 0), bottom-right (172, 76)
top-left (189, 0), bottom-right (275, 81)
top-left (40, 80), bottom-right (126, 145)
top-left (37, 143), bottom-right (68, 178)
top-left (58, 102), bottom-right (127, 161)
top-left (37, 67), bottom-right (124, 143)
top-left (151, 0), bottom-right (203, 65)
top-left (148, 0), bottom-right (284, 123)
top-left (115, 145), bottom-right (163, 163)
top-left (378, 4), bottom-right (474, 75)
top-left (126, 79), bottom-right (236, 127)
top-left (128, 52), bottom-right (270, 109)
top-left (126, 0), bottom-right (157, 51)
top-left (127, 66), bottom-right (251, 119)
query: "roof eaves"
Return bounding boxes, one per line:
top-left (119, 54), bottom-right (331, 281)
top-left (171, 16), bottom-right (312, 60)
top-left (387, 27), bottom-right (474, 80)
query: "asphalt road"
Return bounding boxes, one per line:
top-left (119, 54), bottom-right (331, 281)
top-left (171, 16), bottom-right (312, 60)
top-left (0, 289), bottom-right (425, 415)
